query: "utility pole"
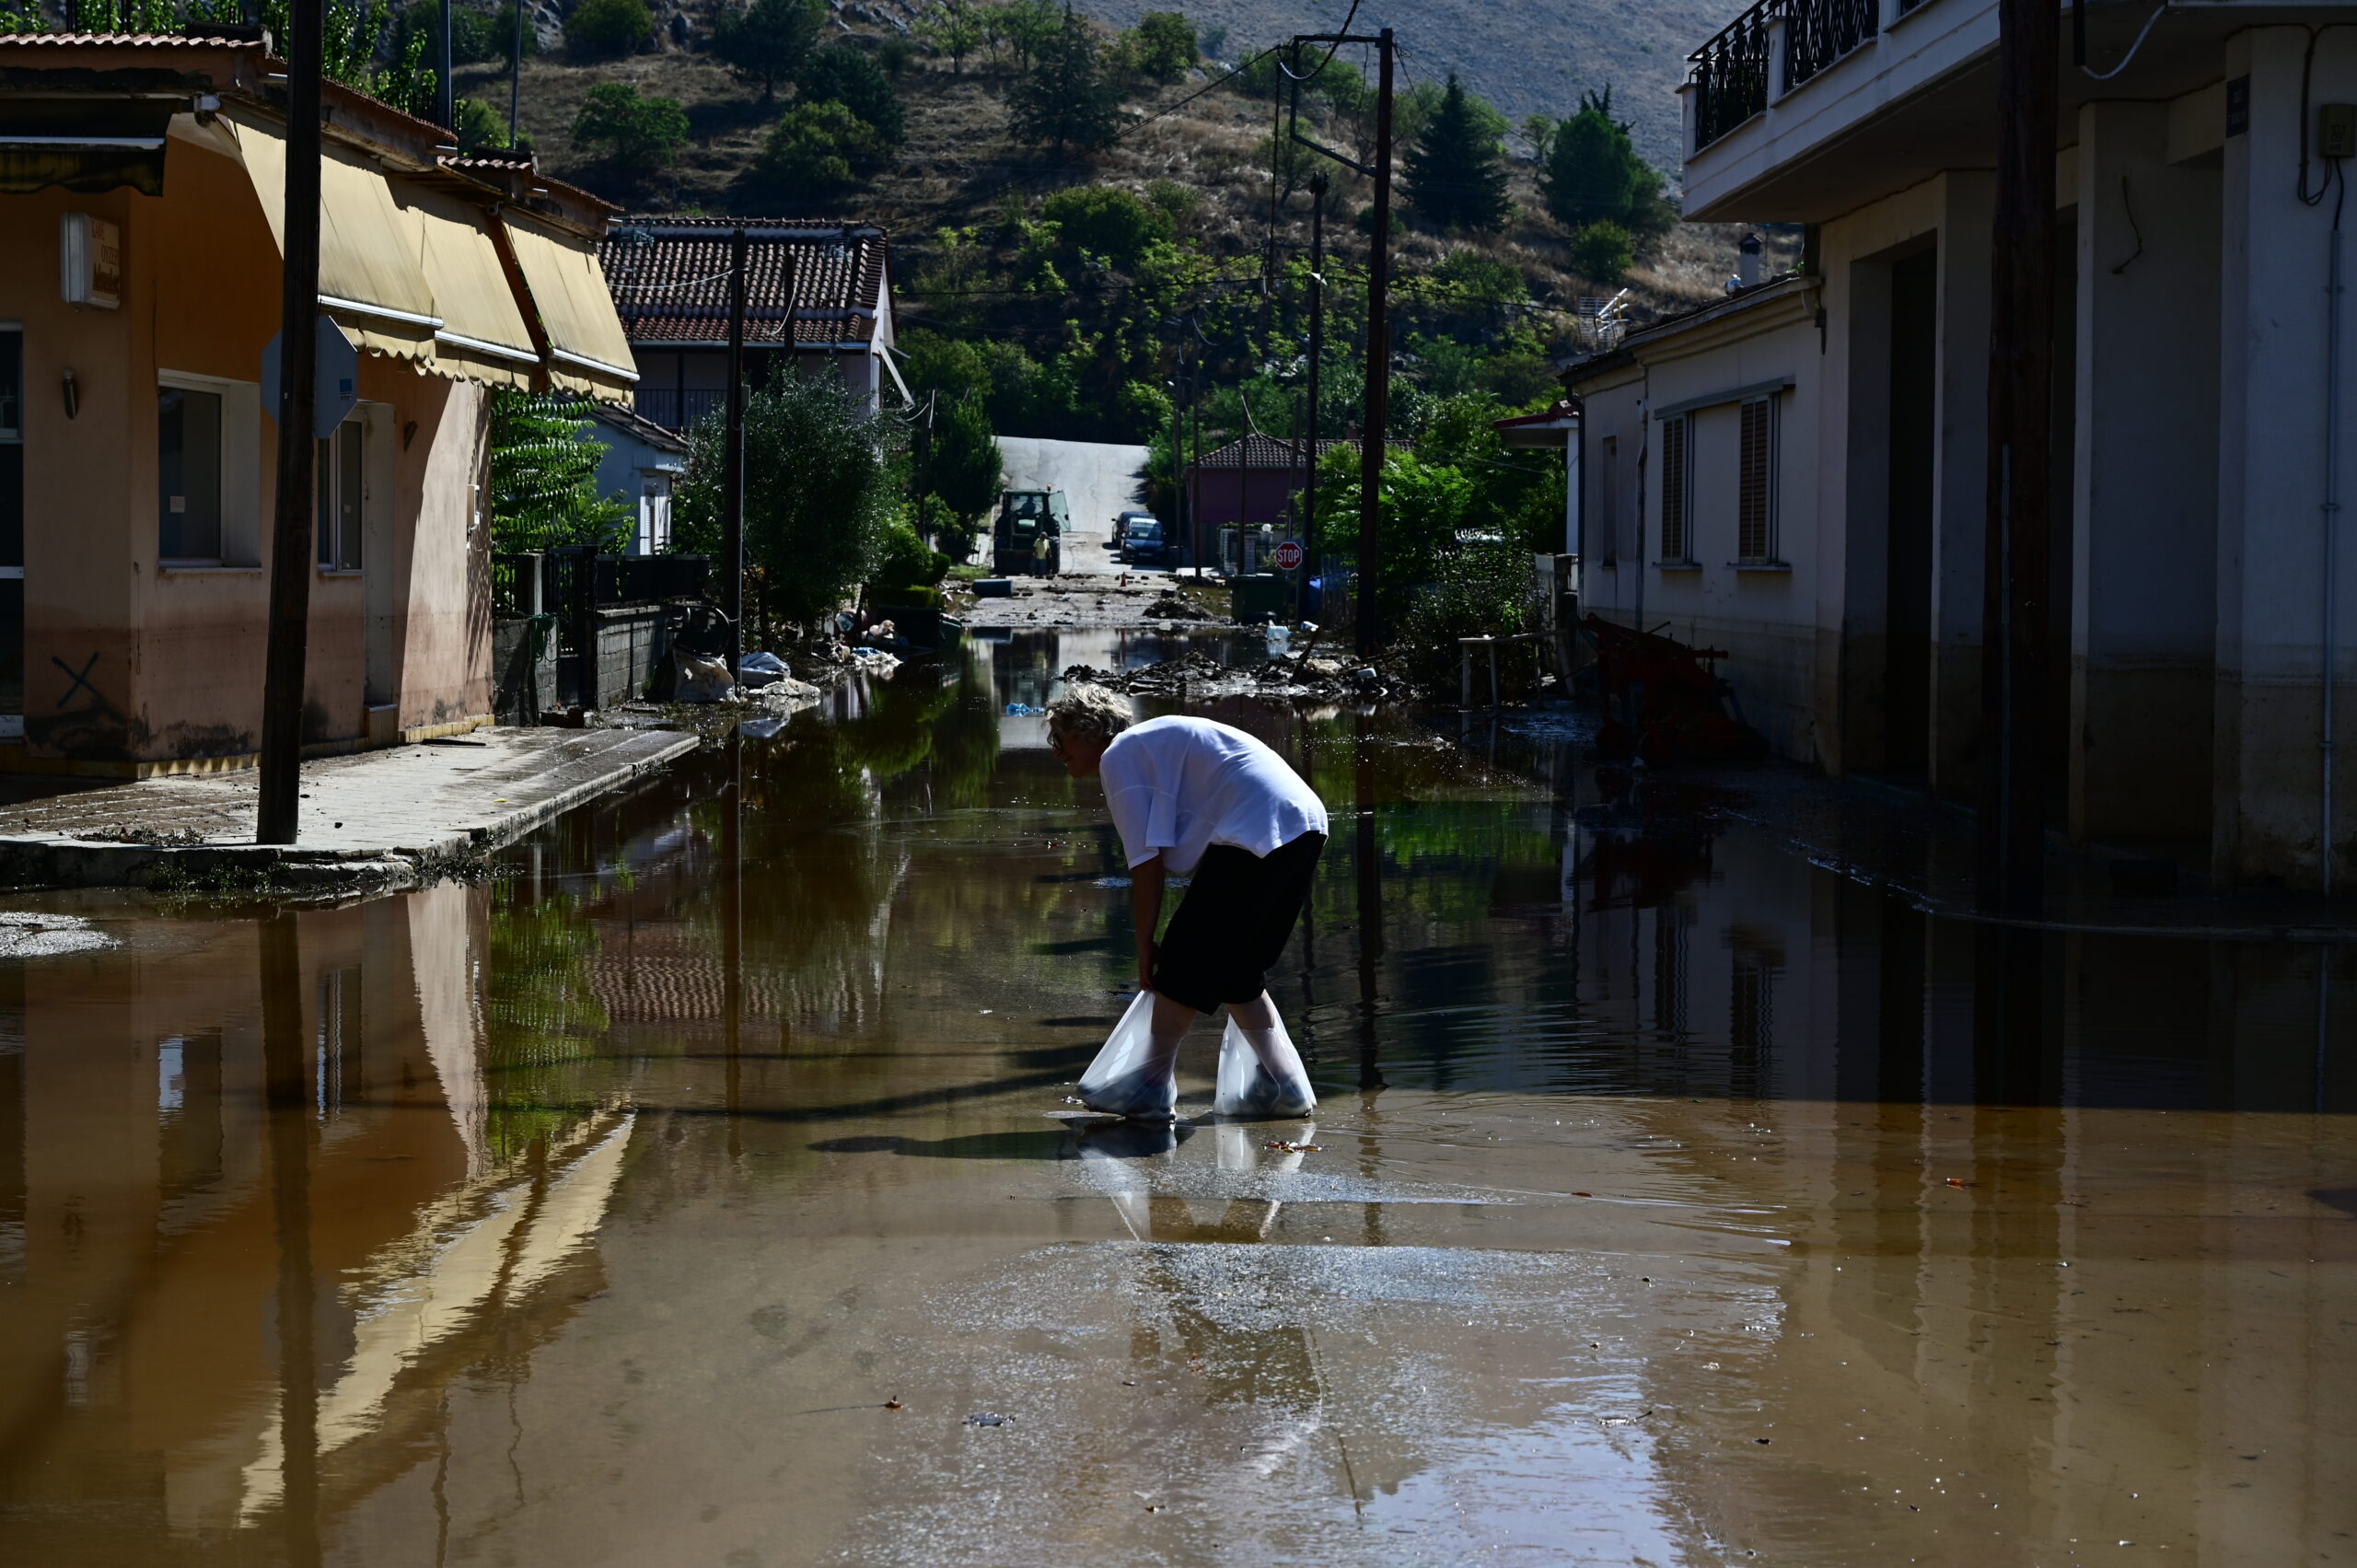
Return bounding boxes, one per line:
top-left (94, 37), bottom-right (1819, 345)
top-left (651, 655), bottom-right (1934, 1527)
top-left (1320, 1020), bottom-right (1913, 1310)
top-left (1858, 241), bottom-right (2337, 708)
top-left (257, 0), bottom-right (323, 846)
top-left (1287, 26), bottom-right (1394, 656)
top-left (508, 0), bottom-right (525, 148)
top-left (1978, 0), bottom-right (2057, 919)
top-left (437, 0), bottom-right (455, 132)
top-left (723, 226), bottom-right (748, 674)
top-left (1302, 171), bottom-right (1327, 623)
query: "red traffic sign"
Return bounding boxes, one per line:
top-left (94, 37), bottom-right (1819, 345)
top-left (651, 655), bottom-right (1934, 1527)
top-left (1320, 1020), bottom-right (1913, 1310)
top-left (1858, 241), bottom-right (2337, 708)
top-left (1272, 540), bottom-right (1306, 571)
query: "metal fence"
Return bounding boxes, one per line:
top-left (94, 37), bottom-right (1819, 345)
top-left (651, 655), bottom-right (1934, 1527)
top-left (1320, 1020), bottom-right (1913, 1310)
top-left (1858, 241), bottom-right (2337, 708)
top-left (1782, 0), bottom-right (1878, 92)
top-left (1689, 0), bottom-right (1776, 151)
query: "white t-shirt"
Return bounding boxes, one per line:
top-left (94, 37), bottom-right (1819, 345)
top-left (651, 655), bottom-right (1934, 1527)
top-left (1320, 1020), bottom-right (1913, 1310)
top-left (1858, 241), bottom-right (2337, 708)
top-left (1098, 715), bottom-right (1329, 874)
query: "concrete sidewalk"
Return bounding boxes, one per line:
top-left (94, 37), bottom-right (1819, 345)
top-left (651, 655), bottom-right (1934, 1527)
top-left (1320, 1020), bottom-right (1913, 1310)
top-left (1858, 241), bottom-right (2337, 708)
top-left (0, 728), bottom-right (700, 893)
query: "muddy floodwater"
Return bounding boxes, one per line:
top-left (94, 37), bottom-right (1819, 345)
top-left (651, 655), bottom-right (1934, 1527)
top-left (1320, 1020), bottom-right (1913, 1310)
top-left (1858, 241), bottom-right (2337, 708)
top-left (1, 631), bottom-right (2351, 1566)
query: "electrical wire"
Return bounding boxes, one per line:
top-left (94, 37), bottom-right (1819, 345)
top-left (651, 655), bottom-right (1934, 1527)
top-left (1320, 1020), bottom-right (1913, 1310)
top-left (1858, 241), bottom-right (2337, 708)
top-left (2075, 3), bottom-right (2167, 82)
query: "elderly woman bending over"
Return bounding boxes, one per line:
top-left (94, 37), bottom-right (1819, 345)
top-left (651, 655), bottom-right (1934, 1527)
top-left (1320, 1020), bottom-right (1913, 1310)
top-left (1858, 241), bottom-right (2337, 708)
top-left (1047, 685), bottom-right (1326, 1119)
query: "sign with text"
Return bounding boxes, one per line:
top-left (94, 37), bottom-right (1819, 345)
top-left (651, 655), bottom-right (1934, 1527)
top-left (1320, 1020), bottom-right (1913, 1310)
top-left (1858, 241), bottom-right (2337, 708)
top-left (1273, 540), bottom-right (1306, 572)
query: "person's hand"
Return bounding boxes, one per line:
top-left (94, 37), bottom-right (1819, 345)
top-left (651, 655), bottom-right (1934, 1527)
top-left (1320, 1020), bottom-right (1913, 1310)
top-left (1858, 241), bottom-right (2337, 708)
top-left (1137, 938), bottom-right (1156, 995)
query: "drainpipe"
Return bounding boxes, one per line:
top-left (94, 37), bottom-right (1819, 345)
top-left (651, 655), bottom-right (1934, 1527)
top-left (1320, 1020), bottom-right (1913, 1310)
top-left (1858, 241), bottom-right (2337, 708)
top-left (2326, 202), bottom-right (2345, 897)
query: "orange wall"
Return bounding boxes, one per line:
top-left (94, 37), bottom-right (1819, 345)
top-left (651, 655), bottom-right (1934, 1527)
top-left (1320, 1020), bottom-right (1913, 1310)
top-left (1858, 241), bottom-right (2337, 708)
top-left (2, 133), bottom-right (491, 765)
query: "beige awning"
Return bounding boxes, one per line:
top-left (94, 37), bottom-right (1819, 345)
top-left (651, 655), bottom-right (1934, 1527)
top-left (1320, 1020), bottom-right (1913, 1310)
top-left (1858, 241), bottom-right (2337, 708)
top-left (397, 185), bottom-right (540, 390)
top-left (231, 117), bottom-right (439, 365)
top-left (503, 215), bottom-right (638, 403)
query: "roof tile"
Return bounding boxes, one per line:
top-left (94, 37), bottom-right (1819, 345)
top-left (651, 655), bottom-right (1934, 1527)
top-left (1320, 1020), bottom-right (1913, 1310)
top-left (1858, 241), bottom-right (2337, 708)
top-left (598, 218), bottom-right (891, 348)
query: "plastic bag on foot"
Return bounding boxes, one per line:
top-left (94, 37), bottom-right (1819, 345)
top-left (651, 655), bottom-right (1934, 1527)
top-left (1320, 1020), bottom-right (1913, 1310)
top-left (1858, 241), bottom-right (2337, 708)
top-left (1213, 1014), bottom-right (1317, 1119)
top-left (1075, 991), bottom-right (1175, 1120)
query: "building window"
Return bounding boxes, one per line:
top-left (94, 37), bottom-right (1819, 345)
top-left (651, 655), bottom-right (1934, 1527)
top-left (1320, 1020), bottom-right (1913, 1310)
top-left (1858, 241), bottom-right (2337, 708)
top-left (158, 385), bottom-right (224, 562)
top-left (1737, 396), bottom-right (1779, 563)
top-left (317, 419), bottom-right (363, 572)
top-left (1658, 412), bottom-right (1691, 562)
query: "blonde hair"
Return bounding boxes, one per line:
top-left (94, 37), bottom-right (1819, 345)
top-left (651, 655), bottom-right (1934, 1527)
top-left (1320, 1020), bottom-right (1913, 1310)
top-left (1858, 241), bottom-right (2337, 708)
top-left (1047, 682), bottom-right (1133, 749)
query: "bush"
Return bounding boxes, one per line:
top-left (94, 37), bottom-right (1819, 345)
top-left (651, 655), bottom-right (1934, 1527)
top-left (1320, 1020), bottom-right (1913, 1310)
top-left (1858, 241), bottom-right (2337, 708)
top-left (1124, 11), bottom-right (1195, 83)
top-left (876, 35), bottom-right (918, 75)
top-left (798, 41), bottom-right (905, 147)
top-left (1396, 540), bottom-right (1536, 696)
top-left (1143, 177), bottom-right (1200, 226)
top-left (711, 0), bottom-right (824, 99)
top-left (756, 99), bottom-right (886, 192)
top-left (873, 519), bottom-right (952, 591)
top-left (571, 82), bottom-right (688, 174)
top-left (565, 0), bottom-right (650, 57)
top-left (486, 391), bottom-right (629, 552)
top-left (1569, 220), bottom-right (1633, 284)
top-left (1039, 184), bottom-right (1171, 269)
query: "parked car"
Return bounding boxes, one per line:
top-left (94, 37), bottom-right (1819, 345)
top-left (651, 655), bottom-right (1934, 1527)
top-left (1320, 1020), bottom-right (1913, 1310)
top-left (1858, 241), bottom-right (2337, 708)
top-left (1117, 511), bottom-right (1167, 565)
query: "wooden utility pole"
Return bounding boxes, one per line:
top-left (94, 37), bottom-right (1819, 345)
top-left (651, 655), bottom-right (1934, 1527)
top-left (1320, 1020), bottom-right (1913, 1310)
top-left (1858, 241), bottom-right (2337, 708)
top-left (1978, 0), bottom-right (2058, 917)
top-left (1301, 172), bottom-right (1327, 622)
top-left (436, 0), bottom-right (455, 132)
top-left (257, 0), bottom-right (323, 845)
top-left (723, 226), bottom-right (748, 673)
top-left (508, 0), bottom-right (525, 147)
top-left (1356, 29), bottom-right (1394, 656)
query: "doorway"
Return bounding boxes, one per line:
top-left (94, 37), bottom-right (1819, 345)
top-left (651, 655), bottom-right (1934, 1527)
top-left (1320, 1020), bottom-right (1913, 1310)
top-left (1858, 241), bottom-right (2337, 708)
top-left (1883, 250), bottom-right (1938, 782)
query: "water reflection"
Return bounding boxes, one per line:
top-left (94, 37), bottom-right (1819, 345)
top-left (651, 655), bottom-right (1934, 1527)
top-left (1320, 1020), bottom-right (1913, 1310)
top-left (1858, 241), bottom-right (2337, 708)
top-left (0, 629), bottom-right (2349, 1564)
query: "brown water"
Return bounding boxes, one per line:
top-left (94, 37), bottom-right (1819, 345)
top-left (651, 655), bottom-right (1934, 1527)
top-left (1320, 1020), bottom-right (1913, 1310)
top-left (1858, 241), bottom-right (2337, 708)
top-left (1, 630), bottom-right (2351, 1567)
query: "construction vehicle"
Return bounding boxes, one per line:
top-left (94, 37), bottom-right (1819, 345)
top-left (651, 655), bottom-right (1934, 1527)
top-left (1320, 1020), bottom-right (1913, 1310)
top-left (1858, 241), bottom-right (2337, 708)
top-left (991, 488), bottom-right (1068, 576)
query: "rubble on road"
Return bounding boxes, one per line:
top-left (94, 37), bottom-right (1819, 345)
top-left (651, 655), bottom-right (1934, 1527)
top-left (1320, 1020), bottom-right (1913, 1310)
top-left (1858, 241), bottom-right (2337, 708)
top-left (1144, 594), bottom-right (1214, 621)
top-left (1063, 648), bottom-right (1407, 703)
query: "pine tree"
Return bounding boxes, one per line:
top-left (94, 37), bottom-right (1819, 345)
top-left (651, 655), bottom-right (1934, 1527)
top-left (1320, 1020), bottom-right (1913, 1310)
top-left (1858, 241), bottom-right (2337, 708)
top-left (1008, 6), bottom-right (1122, 155)
top-left (1539, 87), bottom-right (1672, 238)
top-left (486, 392), bottom-right (629, 552)
top-left (1402, 75), bottom-right (1511, 232)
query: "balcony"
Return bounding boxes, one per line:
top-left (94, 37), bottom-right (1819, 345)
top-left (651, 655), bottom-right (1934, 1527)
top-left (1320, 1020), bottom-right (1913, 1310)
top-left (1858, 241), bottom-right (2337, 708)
top-left (1689, 0), bottom-right (1887, 156)
top-left (633, 387), bottom-right (726, 431)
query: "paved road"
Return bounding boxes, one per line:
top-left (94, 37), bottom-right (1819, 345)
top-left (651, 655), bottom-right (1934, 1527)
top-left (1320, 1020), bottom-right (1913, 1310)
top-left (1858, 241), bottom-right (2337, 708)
top-left (997, 436), bottom-right (1152, 576)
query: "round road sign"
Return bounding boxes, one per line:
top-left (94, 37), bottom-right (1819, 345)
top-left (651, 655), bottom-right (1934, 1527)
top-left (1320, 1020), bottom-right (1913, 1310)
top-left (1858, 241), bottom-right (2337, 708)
top-left (1273, 540), bottom-right (1306, 571)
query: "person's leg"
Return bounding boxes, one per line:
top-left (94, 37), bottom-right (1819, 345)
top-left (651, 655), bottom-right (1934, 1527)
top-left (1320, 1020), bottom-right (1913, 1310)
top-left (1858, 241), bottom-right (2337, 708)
top-left (1228, 992), bottom-right (1276, 1029)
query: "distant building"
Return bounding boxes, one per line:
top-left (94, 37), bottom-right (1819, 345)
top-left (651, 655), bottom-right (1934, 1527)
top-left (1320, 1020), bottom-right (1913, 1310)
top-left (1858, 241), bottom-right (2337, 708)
top-left (597, 219), bottom-right (904, 430)
top-left (587, 405), bottom-right (687, 557)
top-left (0, 33), bottom-right (636, 772)
top-left (1184, 435), bottom-right (1352, 571)
top-left (1568, 0), bottom-right (2357, 890)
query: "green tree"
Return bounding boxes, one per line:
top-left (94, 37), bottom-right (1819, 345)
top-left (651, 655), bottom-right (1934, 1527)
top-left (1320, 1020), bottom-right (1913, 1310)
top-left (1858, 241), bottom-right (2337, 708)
top-left (755, 99), bottom-right (886, 192)
top-left (486, 391), bottom-right (629, 552)
top-left (798, 41), bottom-right (906, 147)
top-left (571, 82), bottom-right (688, 175)
top-left (564, 0), bottom-right (649, 56)
top-left (1539, 87), bottom-right (1674, 238)
top-left (1402, 74), bottom-right (1511, 232)
top-left (673, 373), bottom-right (895, 630)
top-left (993, 0), bottom-right (1062, 72)
top-left (917, 0), bottom-right (985, 75)
top-left (711, 0), bottom-right (824, 101)
top-left (1569, 219), bottom-right (1633, 284)
top-left (930, 391), bottom-right (1004, 528)
top-left (1124, 10), bottom-right (1195, 83)
top-left (1009, 6), bottom-right (1121, 155)
top-left (1310, 444), bottom-right (1476, 633)
top-left (1039, 184), bottom-right (1171, 268)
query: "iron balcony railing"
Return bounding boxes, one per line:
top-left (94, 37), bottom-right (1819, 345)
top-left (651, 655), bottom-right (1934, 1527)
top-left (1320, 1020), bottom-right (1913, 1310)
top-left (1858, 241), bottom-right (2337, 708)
top-left (1783, 0), bottom-right (1879, 91)
top-left (1689, 0), bottom-right (1777, 151)
top-left (1688, 0), bottom-right (1897, 150)
top-left (633, 387), bottom-right (726, 430)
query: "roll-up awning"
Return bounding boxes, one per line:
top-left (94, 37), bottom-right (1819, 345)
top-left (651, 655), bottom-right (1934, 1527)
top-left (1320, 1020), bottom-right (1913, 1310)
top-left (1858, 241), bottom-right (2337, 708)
top-left (503, 215), bottom-right (638, 403)
top-left (397, 186), bottom-right (540, 390)
top-left (0, 99), bottom-right (172, 194)
top-left (231, 118), bottom-right (439, 365)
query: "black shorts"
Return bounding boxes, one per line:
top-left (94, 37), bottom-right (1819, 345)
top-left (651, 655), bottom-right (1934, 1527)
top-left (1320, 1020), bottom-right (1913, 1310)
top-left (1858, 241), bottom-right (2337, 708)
top-left (1151, 831), bottom-right (1327, 1012)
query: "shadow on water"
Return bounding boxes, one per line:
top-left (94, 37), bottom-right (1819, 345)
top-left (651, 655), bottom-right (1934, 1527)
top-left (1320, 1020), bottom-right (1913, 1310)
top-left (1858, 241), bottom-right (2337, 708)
top-left (1, 626), bottom-right (2353, 1565)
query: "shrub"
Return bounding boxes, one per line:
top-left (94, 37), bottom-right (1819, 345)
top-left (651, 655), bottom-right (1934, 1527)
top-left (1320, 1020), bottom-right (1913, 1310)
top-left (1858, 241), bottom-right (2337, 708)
top-left (756, 99), bottom-right (886, 192)
top-left (1039, 184), bottom-right (1171, 269)
top-left (565, 0), bottom-right (650, 57)
top-left (571, 82), bottom-right (688, 173)
top-left (711, 0), bottom-right (824, 100)
top-left (1124, 10), bottom-right (1195, 83)
top-left (1143, 177), bottom-right (1200, 226)
top-left (1569, 219), bottom-right (1633, 284)
top-left (1396, 539), bottom-right (1536, 696)
top-left (798, 41), bottom-right (905, 147)
top-left (873, 519), bottom-right (953, 591)
top-left (486, 391), bottom-right (629, 552)
top-left (876, 35), bottom-right (918, 75)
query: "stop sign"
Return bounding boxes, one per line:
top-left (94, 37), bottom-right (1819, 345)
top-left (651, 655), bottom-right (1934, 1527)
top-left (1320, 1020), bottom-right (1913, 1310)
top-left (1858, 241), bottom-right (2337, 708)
top-left (1273, 540), bottom-right (1305, 571)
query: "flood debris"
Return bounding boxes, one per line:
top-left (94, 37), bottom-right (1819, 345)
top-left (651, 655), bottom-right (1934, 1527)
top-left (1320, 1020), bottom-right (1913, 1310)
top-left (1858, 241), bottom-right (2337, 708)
top-left (1266, 1141), bottom-right (1321, 1153)
top-left (1144, 593), bottom-right (1213, 621)
top-left (966, 1412), bottom-right (1012, 1427)
top-left (1063, 649), bottom-right (1408, 704)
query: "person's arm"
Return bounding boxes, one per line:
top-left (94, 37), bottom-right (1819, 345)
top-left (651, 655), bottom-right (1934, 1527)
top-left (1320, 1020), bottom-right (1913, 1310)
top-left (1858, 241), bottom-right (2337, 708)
top-left (1131, 854), bottom-right (1166, 993)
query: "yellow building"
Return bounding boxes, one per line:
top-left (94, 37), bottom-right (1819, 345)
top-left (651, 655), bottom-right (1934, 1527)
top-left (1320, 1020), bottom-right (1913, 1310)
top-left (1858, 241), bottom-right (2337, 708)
top-left (0, 32), bottom-right (636, 774)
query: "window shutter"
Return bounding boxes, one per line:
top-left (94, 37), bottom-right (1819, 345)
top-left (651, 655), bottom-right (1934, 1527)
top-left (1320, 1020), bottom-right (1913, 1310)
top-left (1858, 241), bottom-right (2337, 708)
top-left (1738, 398), bottom-right (1777, 561)
top-left (1659, 414), bottom-right (1688, 562)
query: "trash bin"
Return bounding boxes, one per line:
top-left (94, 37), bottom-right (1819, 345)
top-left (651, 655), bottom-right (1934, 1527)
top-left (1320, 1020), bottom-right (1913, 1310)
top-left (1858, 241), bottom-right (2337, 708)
top-left (1230, 574), bottom-right (1285, 622)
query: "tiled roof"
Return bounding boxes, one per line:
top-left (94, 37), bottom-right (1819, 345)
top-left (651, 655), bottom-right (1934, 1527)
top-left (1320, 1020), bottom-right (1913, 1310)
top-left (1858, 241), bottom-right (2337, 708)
top-left (598, 218), bottom-right (891, 349)
top-left (1190, 435), bottom-right (1355, 470)
top-left (591, 401), bottom-right (689, 453)
top-left (0, 30), bottom-right (263, 47)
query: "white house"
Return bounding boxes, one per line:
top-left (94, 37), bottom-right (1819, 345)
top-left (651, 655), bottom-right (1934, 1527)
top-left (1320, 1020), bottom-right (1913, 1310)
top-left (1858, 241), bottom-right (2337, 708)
top-left (1569, 0), bottom-right (2357, 891)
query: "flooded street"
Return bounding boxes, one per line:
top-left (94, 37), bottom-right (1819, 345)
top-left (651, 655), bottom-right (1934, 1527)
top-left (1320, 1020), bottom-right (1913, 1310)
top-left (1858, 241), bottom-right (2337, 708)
top-left (2, 631), bottom-right (2351, 1566)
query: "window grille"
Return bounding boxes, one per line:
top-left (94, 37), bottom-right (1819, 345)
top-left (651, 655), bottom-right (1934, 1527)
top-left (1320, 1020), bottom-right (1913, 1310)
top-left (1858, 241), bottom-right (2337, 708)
top-left (1659, 413), bottom-right (1691, 562)
top-left (1737, 397), bottom-right (1779, 562)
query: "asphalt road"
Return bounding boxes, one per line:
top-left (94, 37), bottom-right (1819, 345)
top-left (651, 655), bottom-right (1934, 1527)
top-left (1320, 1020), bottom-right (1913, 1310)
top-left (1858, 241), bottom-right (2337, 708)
top-left (997, 436), bottom-right (1152, 577)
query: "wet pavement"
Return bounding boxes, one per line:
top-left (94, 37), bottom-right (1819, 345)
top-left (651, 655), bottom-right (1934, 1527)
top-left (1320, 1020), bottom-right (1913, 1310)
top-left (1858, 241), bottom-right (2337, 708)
top-left (0, 629), bottom-right (2351, 1566)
